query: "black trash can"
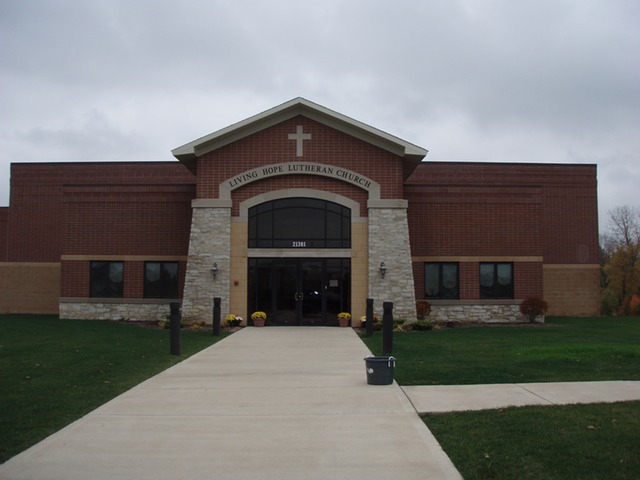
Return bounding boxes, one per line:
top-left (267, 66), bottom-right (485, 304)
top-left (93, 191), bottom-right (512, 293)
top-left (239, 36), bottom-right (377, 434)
top-left (364, 355), bottom-right (396, 385)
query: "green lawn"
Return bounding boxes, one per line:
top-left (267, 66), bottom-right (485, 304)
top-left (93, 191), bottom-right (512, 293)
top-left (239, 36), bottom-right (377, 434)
top-left (362, 316), bottom-right (640, 480)
top-left (0, 315), bottom-right (228, 463)
top-left (4, 315), bottom-right (640, 477)
top-left (423, 401), bottom-right (640, 480)
top-left (361, 316), bottom-right (640, 385)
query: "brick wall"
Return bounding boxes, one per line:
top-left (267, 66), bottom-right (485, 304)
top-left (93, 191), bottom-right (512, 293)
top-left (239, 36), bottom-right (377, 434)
top-left (412, 260), bottom-right (543, 301)
top-left (61, 260), bottom-right (188, 298)
top-left (60, 260), bottom-right (90, 297)
top-left (407, 162), bottom-right (599, 316)
top-left (0, 207), bottom-right (7, 261)
top-left (406, 162), bottom-right (599, 263)
top-left (7, 162), bottom-right (196, 308)
top-left (8, 162), bottom-right (196, 261)
top-left (7, 175), bottom-right (63, 262)
top-left (544, 265), bottom-right (600, 315)
top-left (195, 116), bottom-right (405, 202)
top-left (0, 263), bottom-right (60, 313)
top-left (406, 185), bottom-right (543, 257)
top-left (3, 131), bottom-right (599, 318)
top-left (62, 185), bottom-right (194, 256)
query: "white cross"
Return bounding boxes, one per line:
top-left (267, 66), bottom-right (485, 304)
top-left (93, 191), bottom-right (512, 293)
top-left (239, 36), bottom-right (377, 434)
top-left (288, 125), bottom-right (312, 157)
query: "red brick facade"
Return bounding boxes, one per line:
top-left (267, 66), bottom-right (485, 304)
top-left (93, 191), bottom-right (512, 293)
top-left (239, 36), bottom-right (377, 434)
top-left (194, 116), bottom-right (403, 218)
top-left (6, 163), bottom-right (195, 260)
top-left (0, 99), bottom-right (600, 319)
top-left (0, 207), bottom-right (7, 261)
top-left (406, 162), bottom-right (598, 309)
top-left (4, 163), bottom-right (195, 308)
top-left (406, 162), bottom-right (598, 262)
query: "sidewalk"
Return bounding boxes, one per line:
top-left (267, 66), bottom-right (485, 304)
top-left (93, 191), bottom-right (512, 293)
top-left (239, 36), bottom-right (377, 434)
top-left (0, 327), bottom-right (462, 480)
top-left (4, 327), bottom-right (639, 480)
top-left (403, 381), bottom-right (640, 413)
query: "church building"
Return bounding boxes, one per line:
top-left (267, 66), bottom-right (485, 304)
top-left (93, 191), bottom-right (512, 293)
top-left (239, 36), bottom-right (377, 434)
top-left (0, 98), bottom-right (600, 324)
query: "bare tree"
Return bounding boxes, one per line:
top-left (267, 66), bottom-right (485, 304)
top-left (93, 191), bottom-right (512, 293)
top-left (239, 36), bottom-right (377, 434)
top-left (602, 205), bottom-right (640, 313)
top-left (607, 205), bottom-right (640, 247)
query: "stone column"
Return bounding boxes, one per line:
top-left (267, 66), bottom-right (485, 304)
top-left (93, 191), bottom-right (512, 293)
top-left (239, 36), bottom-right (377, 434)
top-left (181, 200), bottom-right (231, 324)
top-left (368, 200), bottom-right (417, 322)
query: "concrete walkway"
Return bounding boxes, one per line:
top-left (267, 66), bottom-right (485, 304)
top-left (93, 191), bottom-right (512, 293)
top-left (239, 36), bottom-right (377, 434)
top-left (403, 380), bottom-right (640, 413)
top-left (0, 327), bottom-right (462, 480)
top-left (3, 328), bottom-right (640, 480)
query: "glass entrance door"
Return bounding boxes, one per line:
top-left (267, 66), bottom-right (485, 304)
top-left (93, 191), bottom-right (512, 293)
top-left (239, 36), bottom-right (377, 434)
top-left (248, 258), bottom-right (350, 326)
top-left (274, 260), bottom-right (298, 325)
top-left (300, 260), bottom-right (323, 325)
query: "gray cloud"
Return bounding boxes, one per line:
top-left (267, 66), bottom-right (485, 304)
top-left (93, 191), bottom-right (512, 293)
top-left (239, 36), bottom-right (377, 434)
top-left (1, 0), bottom-right (638, 232)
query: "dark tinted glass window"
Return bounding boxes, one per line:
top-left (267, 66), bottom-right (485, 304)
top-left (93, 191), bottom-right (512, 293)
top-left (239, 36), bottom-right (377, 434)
top-left (144, 262), bottom-right (179, 299)
top-left (90, 261), bottom-right (124, 298)
top-left (425, 263), bottom-right (459, 299)
top-left (480, 263), bottom-right (514, 299)
top-left (248, 198), bottom-right (351, 248)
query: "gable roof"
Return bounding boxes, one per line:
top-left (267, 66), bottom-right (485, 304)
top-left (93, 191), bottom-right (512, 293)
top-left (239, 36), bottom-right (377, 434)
top-left (171, 97), bottom-right (428, 178)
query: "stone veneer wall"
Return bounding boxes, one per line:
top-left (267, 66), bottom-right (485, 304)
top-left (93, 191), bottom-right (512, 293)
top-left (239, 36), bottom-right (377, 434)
top-left (428, 304), bottom-right (538, 323)
top-left (60, 302), bottom-right (173, 321)
top-left (368, 201), bottom-right (417, 321)
top-left (181, 202), bottom-right (231, 323)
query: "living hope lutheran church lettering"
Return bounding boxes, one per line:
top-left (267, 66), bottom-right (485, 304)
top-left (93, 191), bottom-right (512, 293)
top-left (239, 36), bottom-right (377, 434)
top-left (225, 162), bottom-right (373, 191)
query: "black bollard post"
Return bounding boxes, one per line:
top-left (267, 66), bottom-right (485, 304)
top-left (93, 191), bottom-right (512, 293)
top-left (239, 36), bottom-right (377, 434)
top-left (382, 301), bottom-right (393, 355)
top-left (169, 302), bottom-right (181, 356)
top-left (366, 298), bottom-right (374, 338)
top-left (213, 297), bottom-right (221, 336)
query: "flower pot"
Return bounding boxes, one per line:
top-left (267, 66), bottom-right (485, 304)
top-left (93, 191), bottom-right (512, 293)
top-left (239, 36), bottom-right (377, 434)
top-left (338, 317), bottom-right (350, 328)
top-left (252, 317), bottom-right (266, 327)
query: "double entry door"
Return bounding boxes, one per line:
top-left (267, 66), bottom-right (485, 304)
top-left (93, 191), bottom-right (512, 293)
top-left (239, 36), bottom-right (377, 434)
top-left (248, 258), bottom-right (350, 326)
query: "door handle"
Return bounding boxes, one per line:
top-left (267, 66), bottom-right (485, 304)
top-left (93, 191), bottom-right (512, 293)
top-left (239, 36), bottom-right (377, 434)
top-left (295, 292), bottom-right (303, 301)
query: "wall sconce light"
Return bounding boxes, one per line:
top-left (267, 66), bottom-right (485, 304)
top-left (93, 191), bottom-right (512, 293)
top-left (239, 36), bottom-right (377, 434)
top-left (211, 263), bottom-right (218, 280)
top-left (379, 262), bottom-right (387, 279)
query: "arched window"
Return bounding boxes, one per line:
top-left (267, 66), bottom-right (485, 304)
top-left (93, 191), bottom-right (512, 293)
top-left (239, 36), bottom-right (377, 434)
top-left (248, 198), bottom-right (351, 248)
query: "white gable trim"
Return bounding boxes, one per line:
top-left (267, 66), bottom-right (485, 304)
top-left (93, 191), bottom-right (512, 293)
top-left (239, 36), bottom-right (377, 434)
top-left (172, 98), bottom-right (427, 169)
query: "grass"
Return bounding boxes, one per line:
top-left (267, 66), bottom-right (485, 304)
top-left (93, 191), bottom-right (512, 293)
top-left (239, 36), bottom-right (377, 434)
top-left (3, 315), bottom-right (639, 478)
top-left (0, 315), bottom-right (229, 463)
top-left (361, 316), bottom-right (640, 385)
top-left (361, 316), bottom-right (640, 479)
top-left (423, 401), bottom-right (640, 480)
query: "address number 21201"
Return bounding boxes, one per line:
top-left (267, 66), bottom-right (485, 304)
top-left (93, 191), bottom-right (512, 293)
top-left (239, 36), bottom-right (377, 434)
top-left (292, 241), bottom-right (307, 248)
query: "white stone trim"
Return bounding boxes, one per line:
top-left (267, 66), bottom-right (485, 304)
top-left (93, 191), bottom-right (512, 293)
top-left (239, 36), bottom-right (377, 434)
top-left (288, 125), bottom-right (312, 157)
top-left (60, 297), bottom-right (178, 304)
top-left (367, 199), bottom-right (408, 209)
top-left (192, 199), bottom-right (233, 208)
top-left (247, 249), bottom-right (351, 258)
top-left (172, 97), bottom-right (428, 163)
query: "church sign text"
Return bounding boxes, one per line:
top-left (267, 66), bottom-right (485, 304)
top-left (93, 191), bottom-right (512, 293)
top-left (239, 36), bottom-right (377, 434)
top-left (224, 162), bottom-right (375, 193)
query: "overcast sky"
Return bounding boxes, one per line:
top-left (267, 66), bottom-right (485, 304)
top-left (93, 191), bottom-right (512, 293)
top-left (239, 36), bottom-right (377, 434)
top-left (1, 0), bottom-right (638, 232)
